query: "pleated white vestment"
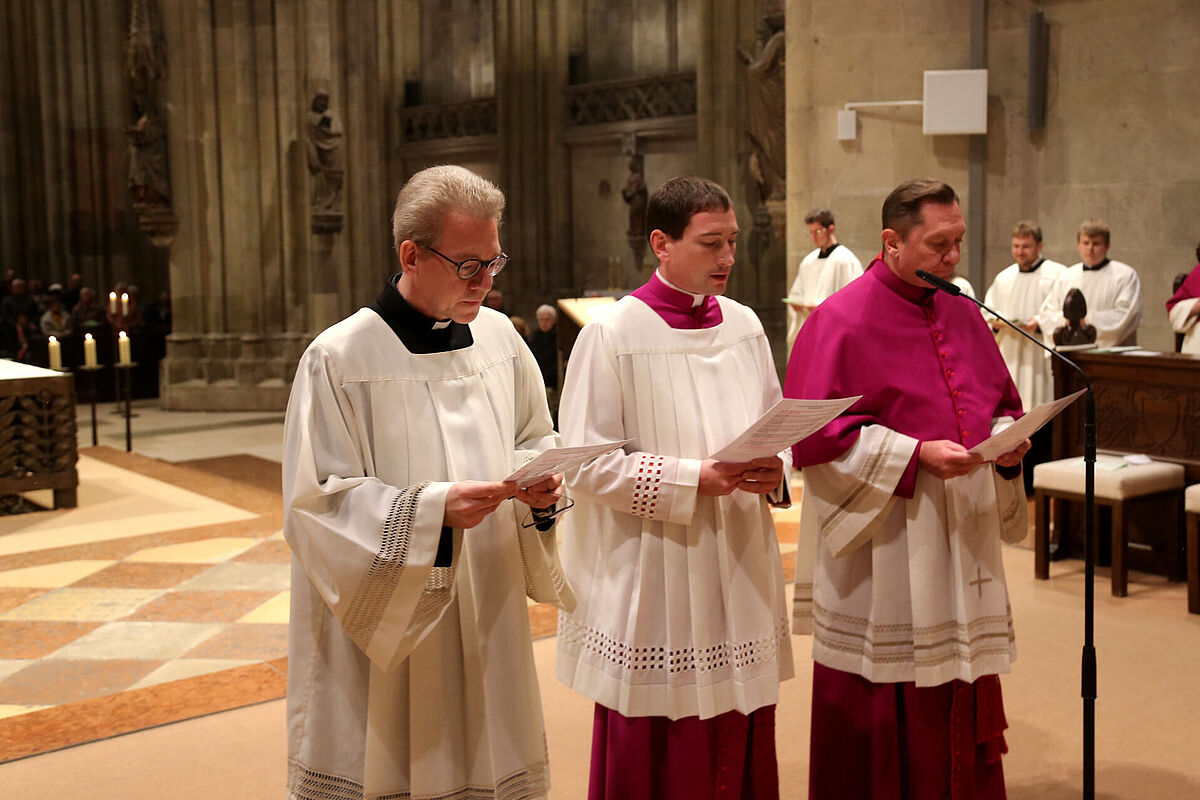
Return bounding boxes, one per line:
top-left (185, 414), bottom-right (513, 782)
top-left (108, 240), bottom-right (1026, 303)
top-left (556, 294), bottom-right (794, 721)
top-left (283, 306), bottom-right (574, 800)
top-left (983, 259), bottom-right (1066, 410)
top-left (785, 243), bottom-right (863, 349)
top-left (1036, 259), bottom-right (1143, 347)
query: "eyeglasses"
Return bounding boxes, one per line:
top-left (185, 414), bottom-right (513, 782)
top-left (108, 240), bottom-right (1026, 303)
top-left (520, 498), bottom-right (575, 529)
top-left (424, 245), bottom-right (508, 280)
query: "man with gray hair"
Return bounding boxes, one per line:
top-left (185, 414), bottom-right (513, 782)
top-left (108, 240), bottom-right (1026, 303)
top-left (283, 164), bottom-right (574, 800)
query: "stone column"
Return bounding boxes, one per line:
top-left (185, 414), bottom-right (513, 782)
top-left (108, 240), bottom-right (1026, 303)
top-left (494, 0), bottom-right (570, 310)
top-left (696, 0), bottom-right (787, 373)
top-left (160, 0), bottom-right (386, 411)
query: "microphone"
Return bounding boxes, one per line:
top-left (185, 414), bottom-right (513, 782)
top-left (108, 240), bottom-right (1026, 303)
top-left (914, 269), bottom-right (1087, 385)
top-left (917, 269), bottom-right (1098, 797)
top-left (915, 270), bottom-right (964, 296)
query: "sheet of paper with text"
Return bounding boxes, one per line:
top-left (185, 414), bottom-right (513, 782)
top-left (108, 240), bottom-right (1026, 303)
top-left (708, 396), bottom-right (862, 462)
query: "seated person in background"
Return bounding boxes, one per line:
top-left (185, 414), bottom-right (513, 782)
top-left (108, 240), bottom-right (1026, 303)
top-left (1166, 241), bottom-right (1200, 355)
top-left (1036, 219), bottom-right (1142, 347)
top-left (40, 294), bottom-right (75, 340)
top-left (72, 287), bottom-right (106, 329)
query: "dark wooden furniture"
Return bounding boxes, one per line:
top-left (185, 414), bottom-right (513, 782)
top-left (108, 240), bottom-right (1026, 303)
top-left (0, 362), bottom-right (79, 510)
top-left (1033, 462), bottom-right (1185, 595)
top-left (1050, 350), bottom-right (1200, 579)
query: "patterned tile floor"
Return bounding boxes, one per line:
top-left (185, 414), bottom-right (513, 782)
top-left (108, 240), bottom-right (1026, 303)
top-left (0, 403), bottom-right (805, 762)
top-left (0, 438), bottom-right (290, 761)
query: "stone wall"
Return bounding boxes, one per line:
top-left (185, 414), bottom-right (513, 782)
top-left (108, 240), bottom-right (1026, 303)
top-left (785, 0), bottom-right (1200, 352)
top-left (0, 1), bottom-right (169, 299)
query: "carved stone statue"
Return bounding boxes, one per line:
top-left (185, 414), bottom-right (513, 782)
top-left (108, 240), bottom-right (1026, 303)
top-left (621, 155), bottom-right (648, 272)
top-left (1053, 287), bottom-right (1098, 346)
top-left (738, 13), bottom-right (786, 206)
top-left (126, 93), bottom-right (170, 206)
top-left (307, 92), bottom-right (345, 218)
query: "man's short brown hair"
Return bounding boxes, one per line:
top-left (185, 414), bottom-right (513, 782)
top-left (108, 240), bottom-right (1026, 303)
top-left (646, 176), bottom-right (732, 241)
top-left (804, 208), bottom-right (835, 227)
top-left (1077, 219), bottom-right (1110, 245)
top-left (881, 179), bottom-right (959, 240)
top-left (1011, 220), bottom-right (1042, 243)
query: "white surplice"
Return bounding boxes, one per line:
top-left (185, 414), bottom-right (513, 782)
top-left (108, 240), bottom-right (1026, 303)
top-left (1169, 297), bottom-right (1200, 355)
top-left (786, 244), bottom-right (863, 350)
top-left (556, 295), bottom-right (794, 720)
top-left (983, 259), bottom-right (1066, 410)
top-left (951, 274), bottom-right (977, 299)
top-left (792, 425), bottom-right (1026, 687)
top-left (283, 307), bottom-right (574, 800)
top-left (1036, 259), bottom-right (1143, 347)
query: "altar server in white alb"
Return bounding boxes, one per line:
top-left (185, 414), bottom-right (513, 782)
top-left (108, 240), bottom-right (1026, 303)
top-left (282, 165), bottom-right (574, 800)
top-left (1036, 219), bottom-right (1143, 347)
top-left (984, 220), bottom-right (1066, 409)
top-left (785, 208), bottom-right (863, 350)
top-left (557, 176), bottom-right (794, 800)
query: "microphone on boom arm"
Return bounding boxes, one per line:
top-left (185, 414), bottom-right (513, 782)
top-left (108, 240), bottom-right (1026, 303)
top-left (914, 267), bottom-right (1100, 800)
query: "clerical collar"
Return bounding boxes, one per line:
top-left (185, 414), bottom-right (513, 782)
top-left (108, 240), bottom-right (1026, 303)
top-left (870, 258), bottom-right (936, 305)
top-left (818, 243), bottom-right (841, 259)
top-left (630, 270), bottom-right (723, 329)
top-left (369, 274), bottom-right (473, 353)
top-left (1082, 257), bottom-right (1111, 272)
top-left (1019, 257), bottom-right (1044, 274)
top-left (656, 270), bottom-right (705, 307)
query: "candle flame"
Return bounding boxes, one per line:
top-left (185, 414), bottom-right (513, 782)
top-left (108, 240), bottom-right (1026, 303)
top-left (85, 333), bottom-right (93, 341)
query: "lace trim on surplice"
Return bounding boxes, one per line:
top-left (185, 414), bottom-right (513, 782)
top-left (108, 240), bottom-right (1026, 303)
top-left (559, 614), bottom-right (789, 677)
top-left (287, 758), bottom-right (550, 800)
top-left (341, 482), bottom-right (428, 651)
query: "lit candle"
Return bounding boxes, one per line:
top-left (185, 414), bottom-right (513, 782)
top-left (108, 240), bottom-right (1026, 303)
top-left (121, 292), bottom-right (129, 317)
top-left (84, 333), bottom-right (97, 367)
top-left (118, 331), bottom-right (131, 364)
top-left (48, 335), bottom-right (62, 370)
top-left (108, 291), bottom-right (117, 314)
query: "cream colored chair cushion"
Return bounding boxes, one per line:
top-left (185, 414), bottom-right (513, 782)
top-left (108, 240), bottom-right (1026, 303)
top-left (1186, 484), bottom-right (1200, 514)
top-left (1032, 456), bottom-right (1185, 501)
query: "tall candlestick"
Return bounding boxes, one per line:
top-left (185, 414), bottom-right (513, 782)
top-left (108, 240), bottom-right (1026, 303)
top-left (121, 292), bottom-right (129, 317)
top-left (48, 335), bottom-right (62, 370)
top-left (118, 331), bottom-right (131, 365)
top-left (84, 333), bottom-right (97, 367)
top-left (108, 291), bottom-right (118, 315)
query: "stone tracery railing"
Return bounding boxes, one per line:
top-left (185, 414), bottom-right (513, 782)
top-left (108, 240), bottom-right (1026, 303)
top-left (565, 73), bottom-right (696, 126)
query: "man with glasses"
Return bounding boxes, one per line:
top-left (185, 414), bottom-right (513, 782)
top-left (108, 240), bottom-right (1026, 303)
top-left (282, 165), bottom-right (574, 800)
top-left (556, 176), bottom-right (793, 799)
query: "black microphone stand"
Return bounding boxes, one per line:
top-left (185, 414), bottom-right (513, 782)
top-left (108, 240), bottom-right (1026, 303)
top-left (916, 270), bottom-right (1097, 799)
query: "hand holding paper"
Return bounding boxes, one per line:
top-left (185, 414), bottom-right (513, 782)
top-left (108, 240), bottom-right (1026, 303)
top-left (504, 440), bottom-right (632, 486)
top-left (707, 396), bottom-right (862, 462)
top-left (967, 389), bottom-right (1086, 461)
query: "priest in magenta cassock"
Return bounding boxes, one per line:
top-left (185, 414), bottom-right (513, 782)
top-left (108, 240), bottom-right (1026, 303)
top-left (283, 166), bottom-right (574, 800)
top-left (557, 176), bottom-right (794, 800)
top-left (785, 179), bottom-right (1031, 799)
top-left (1166, 242), bottom-right (1200, 355)
top-left (1035, 219), bottom-right (1143, 348)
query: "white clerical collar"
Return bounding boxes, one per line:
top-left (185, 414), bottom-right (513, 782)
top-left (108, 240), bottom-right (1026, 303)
top-left (432, 319), bottom-right (451, 330)
top-left (656, 270), bottom-right (706, 307)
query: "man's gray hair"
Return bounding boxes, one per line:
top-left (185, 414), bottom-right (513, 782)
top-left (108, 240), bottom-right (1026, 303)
top-left (391, 165), bottom-right (505, 253)
top-left (536, 304), bottom-right (557, 318)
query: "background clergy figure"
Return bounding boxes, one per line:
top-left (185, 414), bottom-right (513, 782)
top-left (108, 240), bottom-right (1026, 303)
top-left (557, 176), bottom-right (794, 800)
top-left (1036, 219), bottom-right (1143, 347)
top-left (1166, 241), bottom-right (1200, 355)
top-left (785, 208), bottom-right (863, 351)
top-left (785, 179), bottom-right (1030, 799)
top-left (984, 220), bottom-right (1066, 494)
top-left (282, 166), bottom-right (573, 800)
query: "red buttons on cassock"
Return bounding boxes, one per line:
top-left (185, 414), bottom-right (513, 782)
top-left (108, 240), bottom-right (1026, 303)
top-left (957, 408), bottom-right (965, 416)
